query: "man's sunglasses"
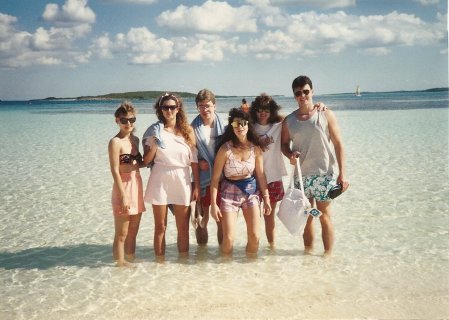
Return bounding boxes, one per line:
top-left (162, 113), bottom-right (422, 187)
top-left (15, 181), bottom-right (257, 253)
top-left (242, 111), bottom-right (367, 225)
top-left (294, 89), bottom-right (311, 97)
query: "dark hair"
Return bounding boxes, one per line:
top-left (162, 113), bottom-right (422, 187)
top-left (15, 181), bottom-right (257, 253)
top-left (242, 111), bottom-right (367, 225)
top-left (195, 88), bottom-right (216, 105)
top-left (249, 93), bottom-right (283, 124)
top-left (215, 108), bottom-right (265, 153)
top-left (291, 75), bottom-right (313, 92)
top-left (154, 93), bottom-right (193, 146)
top-left (114, 101), bottom-right (136, 118)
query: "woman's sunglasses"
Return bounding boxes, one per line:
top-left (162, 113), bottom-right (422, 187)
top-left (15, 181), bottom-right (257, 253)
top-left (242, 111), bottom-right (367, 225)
top-left (119, 117), bottom-right (136, 124)
top-left (294, 89), bottom-right (311, 97)
top-left (161, 105), bottom-right (178, 112)
top-left (256, 107), bottom-right (270, 113)
top-left (231, 120), bottom-right (248, 128)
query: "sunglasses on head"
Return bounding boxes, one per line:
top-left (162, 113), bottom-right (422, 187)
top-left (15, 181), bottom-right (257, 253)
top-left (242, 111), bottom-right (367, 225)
top-left (231, 119), bottom-right (248, 128)
top-left (161, 105), bottom-right (178, 111)
top-left (294, 89), bottom-right (311, 97)
top-left (119, 117), bottom-right (136, 124)
top-left (256, 107), bottom-right (270, 113)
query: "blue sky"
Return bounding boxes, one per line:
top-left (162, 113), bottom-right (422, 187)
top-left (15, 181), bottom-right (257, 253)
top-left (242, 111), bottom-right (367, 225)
top-left (0, 0), bottom-right (447, 100)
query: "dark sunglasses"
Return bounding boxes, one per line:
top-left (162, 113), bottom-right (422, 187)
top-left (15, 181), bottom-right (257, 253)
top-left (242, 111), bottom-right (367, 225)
top-left (161, 105), bottom-right (178, 111)
top-left (119, 117), bottom-right (136, 124)
top-left (256, 107), bottom-right (270, 113)
top-left (294, 89), bottom-right (311, 97)
top-left (231, 120), bottom-right (248, 128)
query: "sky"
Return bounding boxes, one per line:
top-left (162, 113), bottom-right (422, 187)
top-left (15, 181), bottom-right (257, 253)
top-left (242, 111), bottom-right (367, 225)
top-left (0, 0), bottom-right (447, 100)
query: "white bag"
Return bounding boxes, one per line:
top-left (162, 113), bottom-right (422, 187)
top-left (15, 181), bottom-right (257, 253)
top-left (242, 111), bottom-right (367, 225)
top-left (277, 158), bottom-right (312, 236)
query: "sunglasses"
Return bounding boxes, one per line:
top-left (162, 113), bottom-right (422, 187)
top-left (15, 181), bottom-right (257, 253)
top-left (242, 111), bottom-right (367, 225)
top-left (231, 120), bottom-right (248, 128)
top-left (294, 89), bottom-right (311, 97)
top-left (119, 117), bottom-right (136, 124)
top-left (161, 105), bottom-right (178, 111)
top-left (256, 108), bottom-right (270, 113)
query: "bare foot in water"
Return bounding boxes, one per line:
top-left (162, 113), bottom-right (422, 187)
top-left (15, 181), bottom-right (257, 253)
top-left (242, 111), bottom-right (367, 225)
top-left (116, 260), bottom-right (136, 268)
top-left (304, 246), bottom-right (313, 255)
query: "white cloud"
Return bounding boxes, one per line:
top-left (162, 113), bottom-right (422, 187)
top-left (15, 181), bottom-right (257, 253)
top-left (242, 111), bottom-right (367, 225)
top-left (157, 1), bottom-right (257, 33)
top-left (267, 0), bottom-right (356, 9)
top-left (101, 0), bottom-right (157, 3)
top-left (91, 28), bottom-right (237, 64)
top-left (412, 0), bottom-right (441, 5)
top-left (0, 1), bottom-right (95, 68)
top-left (42, 0), bottom-right (96, 24)
top-left (244, 10), bottom-right (446, 59)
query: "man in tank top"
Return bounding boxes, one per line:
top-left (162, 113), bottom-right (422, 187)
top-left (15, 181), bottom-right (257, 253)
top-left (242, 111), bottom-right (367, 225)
top-left (281, 75), bottom-right (349, 256)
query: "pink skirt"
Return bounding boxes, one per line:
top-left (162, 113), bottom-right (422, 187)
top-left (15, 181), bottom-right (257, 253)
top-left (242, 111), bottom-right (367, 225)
top-left (112, 170), bottom-right (146, 216)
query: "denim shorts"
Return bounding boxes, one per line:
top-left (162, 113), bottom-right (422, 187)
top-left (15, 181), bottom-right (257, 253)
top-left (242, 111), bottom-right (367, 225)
top-left (294, 174), bottom-right (337, 202)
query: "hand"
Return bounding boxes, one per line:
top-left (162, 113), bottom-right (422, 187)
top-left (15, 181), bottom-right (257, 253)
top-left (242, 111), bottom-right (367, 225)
top-left (314, 102), bottom-right (328, 111)
top-left (191, 186), bottom-right (200, 202)
top-left (210, 204), bottom-right (222, 222)
top-left (199, 159), bottom-right (209, 171)
top-left (337, 174), bottom-right (350, 193)
top-left (263, 199), bottom-right (272, 216)
top-left (289, 151), bottom-right (300, 165)
top-left (121, 196), bottom-right (130, 214)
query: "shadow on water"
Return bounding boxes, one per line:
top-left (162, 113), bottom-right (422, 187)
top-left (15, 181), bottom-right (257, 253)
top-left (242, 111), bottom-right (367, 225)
top-left (0, 244), bottom-right (116, 270)
top-left (0, 243), bottom-right (307, 270)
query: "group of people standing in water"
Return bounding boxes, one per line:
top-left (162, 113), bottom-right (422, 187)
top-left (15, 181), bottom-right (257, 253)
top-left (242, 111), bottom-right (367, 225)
top-left (108, 75), bottom-right (349, 266)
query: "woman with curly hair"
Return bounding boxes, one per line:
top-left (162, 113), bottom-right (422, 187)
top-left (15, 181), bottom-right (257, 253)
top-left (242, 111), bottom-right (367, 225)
top-left (210, 108), bottom-right (271, 256)
top-left (249, 93), bottom-right (287, 248)
top-left (142, 93), bottom-right (200, 260)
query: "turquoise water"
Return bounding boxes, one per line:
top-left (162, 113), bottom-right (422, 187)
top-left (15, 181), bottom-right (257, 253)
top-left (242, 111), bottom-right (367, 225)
top-left (0, 93), bottom-right (448, 319)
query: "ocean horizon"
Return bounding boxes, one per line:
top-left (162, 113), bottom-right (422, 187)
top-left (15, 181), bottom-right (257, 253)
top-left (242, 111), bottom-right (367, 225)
top-left (0, 91), bottom-right (448, 319)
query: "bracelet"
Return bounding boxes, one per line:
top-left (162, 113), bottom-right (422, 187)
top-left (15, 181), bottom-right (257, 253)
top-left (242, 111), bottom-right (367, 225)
top-left (263, 195), bottom-right (270, 198)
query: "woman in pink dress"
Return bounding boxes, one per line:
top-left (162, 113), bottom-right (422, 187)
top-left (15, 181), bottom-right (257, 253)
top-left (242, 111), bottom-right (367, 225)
top-left (108, 102), bottom-right (145, 267)
top-left (143, 93), bottom-right (200, 260)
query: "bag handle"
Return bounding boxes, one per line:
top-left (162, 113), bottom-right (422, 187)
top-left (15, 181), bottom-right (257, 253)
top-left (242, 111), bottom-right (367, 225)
top-left (288, 156), bottom-right (305, 191)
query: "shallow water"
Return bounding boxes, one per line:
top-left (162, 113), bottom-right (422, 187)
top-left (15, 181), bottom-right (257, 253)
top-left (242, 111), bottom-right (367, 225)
top-left (0, 97), bottom-right (448, 319)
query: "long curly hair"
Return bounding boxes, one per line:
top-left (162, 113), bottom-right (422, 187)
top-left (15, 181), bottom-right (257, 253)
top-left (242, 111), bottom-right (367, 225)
top-left (249, 93), bottom-right (283, 124)
top-left (215, 108), bottom-right (266, 152)
top-left (154, 93), bottom-right (193, 146)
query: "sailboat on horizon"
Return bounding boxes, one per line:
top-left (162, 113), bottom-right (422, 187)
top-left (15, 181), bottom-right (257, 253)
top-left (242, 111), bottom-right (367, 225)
top-left (355, 85), bottom-right (361, 96)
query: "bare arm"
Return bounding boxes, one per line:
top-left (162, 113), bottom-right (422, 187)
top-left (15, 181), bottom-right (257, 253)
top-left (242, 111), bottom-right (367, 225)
top-left (189, 129), bottom-right (200, 202)
top-left (325, 110), bottom-right (349, 192)
top-left (254, 146), bottom-right (271, 215)
top-left (210, 146), bottom-right (227, 222)
top-left (281, 118), bottom-right (299, 165)
top-left (142, 136), bottom-right (158, 166)
top-left (108, 138), bottom-right (129, 213)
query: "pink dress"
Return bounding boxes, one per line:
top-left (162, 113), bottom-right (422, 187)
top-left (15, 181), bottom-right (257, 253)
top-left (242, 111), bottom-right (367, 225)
top-left (144, 130), bottom-right (198, 206)
top-left (111, 143), bottom-right (146, 216)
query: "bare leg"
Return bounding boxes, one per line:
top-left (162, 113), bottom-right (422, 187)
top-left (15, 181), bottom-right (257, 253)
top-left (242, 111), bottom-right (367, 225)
top-left (195, 205), bottom-right (209, 245)
top-left (220, 211), bottom-right (238, 255)
top-left (173, 204), bottom-right (190, 255)
top-left (152, 205), bottom-right (168, 257)
top-left (113, 215), bottom-right (133, 267)
top-left (263, 201), bottom-right (277, 247)
top-left (303, 197), bottom-right (315, 254)
top-left (216, 220), bottom-right (223, 245)
top-left (316, 201), bottom-right (334, 255)
top-left (242, 205), bottom-right (261, 255)
top-left (125, 212), bottom-right (142, 261)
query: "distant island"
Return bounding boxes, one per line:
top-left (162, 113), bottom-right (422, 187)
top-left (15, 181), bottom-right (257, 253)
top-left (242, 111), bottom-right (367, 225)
top-left (37, 87), bottom-right (448, 101)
